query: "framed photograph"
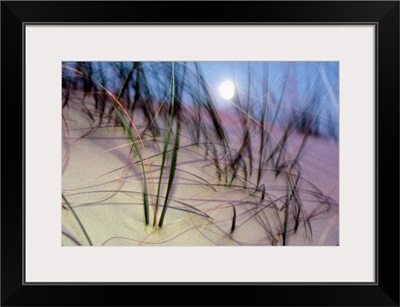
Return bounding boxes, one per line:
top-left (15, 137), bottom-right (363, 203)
top-left (1, 1), bottom-right (399, 306)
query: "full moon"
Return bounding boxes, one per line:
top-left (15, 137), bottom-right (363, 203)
top-left (219, 80), bottom-right (235, 100)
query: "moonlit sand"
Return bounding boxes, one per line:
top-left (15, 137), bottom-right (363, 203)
top-left (62, 95), bottom-right (338, 246)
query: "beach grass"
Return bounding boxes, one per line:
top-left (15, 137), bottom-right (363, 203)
top-left (62, 61), bottom-right (339, 246)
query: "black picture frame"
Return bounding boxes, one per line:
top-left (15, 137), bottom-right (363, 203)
top-left (1, 1), bottom-right (399, 306)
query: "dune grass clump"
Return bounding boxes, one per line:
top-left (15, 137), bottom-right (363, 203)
top-left (62, 61), bottom-right (339, 246)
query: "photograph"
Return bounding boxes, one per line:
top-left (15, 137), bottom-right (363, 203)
top-left (62, 61), bottom-right (339, 246)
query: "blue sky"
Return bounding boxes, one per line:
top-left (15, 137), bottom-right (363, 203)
top-left (190, 61), bottom-right (339, 138)
top-left (63, 61), bottom-right (339, 138)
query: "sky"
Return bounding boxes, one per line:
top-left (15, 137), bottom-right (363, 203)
top-left (187, 61), bottom-right (339, 138)
top-left (63, 61), bottom-right (339, 139)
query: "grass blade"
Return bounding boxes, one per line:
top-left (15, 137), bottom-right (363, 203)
top-left (154, 62), bottom-right (176, 227)
top-left (62, 194), bottom-right (93, 246)
top-left (230, 203), bottom-right (237, 233)
top-left (157, 62), bottom-right (182, 228)
top-left (158, 123), bottom-right (180, 227)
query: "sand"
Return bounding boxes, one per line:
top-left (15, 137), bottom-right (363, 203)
top-left (62, 98), bottom-right (339, 246)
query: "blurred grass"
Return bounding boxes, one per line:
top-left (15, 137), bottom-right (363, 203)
top-left (62, 61), bottom-right (338, 246)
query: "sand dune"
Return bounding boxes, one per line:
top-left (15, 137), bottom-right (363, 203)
top-left (62, 98), bottom-right (338, 246)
